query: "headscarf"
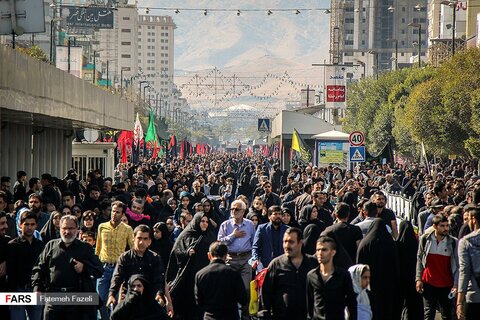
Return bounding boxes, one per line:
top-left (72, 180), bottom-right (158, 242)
top-left (201, 198), bottom-right (222, 227)
top-left (111, 274), bottom-right (166, 320)
top-left (166, 212), bottom-right (215, 283)
top-left (348, 264), bottom-right (371, 305)
top-left (125, 274), bottom-right (155, 303)
top-left (150, 222), bottom-right (173, 270)
top-left (298, 205), bottom-right (325, 233)
top-left (40, 210), bottom-right (62, 243)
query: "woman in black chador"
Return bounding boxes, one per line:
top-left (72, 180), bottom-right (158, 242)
top-left (165, 213), bottom-right (215, 320)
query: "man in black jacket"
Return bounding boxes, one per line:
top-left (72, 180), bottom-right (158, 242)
top-left (108, 224), bottom-right (173, 317)
top-left (7, 210), bottom-right (44, 320)
top-left (195, 241), bottom-right (247, 320)
top-left (306, 236), bottom-right (357, 320)
top-left (260, 228), bottom-right (318, 320)
top-left (32, 215), bottom-right (103, 320)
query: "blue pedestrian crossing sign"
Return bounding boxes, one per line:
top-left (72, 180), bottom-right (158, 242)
top-left (258, 118), bottom-right (270, 132)
top-left (350, 146), bottom-right (366, 162)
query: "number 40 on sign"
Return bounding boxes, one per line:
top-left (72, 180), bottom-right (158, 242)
top-left (349, 131), bottom-right (365, 146)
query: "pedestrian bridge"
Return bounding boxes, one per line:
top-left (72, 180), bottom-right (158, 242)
top-left (0, 45), bottom-right (135, 178)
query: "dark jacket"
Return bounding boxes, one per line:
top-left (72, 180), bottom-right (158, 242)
top-left (252, 222), bottom-right (289, 267)
top-left (306, 266), bottom-right (357, 320)
top-left (261, 254), bottom-right (318, 320)
top-left (111, 274), bottom-right (167, 320)
top-left (195, 259), bottom-right (247, 320)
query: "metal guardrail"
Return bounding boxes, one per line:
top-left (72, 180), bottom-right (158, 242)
top-left (386, 192), bottom-right (413, 222)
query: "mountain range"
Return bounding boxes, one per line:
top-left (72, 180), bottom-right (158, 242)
top-left (139, 0), bottom-right (332, 111)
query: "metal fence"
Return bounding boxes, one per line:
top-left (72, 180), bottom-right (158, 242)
top-left (386, 192), bottom-right (414, 222)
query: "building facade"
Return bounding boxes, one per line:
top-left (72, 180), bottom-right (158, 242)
top-left (330, 0), bottom-right (428, 77)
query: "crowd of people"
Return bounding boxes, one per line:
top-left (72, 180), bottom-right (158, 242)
top-left (0, 153), bottom-right (479, 320)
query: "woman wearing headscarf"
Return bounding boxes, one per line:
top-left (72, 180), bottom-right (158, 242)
top-left (150, 222), bottom-right (173, 270)
top-left (298, 205), bottom-right (326, 233)
top-left (79, 210), bottom-right (96, 239)
top-left (39, 210), bottom-right (63, 243)
top-left (280, 208), bottom-right (300, 229)
top-left (396, 220), bottom-right (423, 320)
top-left (357, 218), bottom-right (402, 320)
top-left (201, 198), bottom-right (222, 230)
top-left (246, 210), bottom-right (261, 229)
top-left (348, 264), bottom-right (373, 320)
top-left (173, 192), bottom-right (192, 225)
top-left (166, 213), bottom-right (215, 320)
top-left (111, 274), bottom-right (167, 320)
top-left (249, 196), bottom-right (268, 224)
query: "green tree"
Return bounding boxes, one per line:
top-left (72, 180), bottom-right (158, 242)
top-left (16, 45), bottom-right (48, 62)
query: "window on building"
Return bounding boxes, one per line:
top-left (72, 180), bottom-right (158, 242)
top-left (151, 38), bottom-right (155, 42)
top-left (401, 53), bottom-right (405, 56)
top-left (121, 41), bottom-right (131, 45)
top-left (121, 29), bottom-right (131, 33)
top-left (121, 54), bottom-right (131, 58)
top-left (122, 17), bottom-right (130, 20)
top-left (345, 18), bottom-right (354, 23)
top-left (344, 40), bottom-right (354, 45)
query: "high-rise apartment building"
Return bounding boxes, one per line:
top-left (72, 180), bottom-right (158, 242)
top-left (137, 15), bottom-right (176, 102)
top-left (93, 4), bottom-right (139, 87)
top-left (330, 0), bottom-right (428, 77)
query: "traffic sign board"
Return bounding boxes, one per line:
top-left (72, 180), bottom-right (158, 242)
top-left (350, 146), bottom-right (366, 162)
top-left (258, 118), bottom-right (270, 132)
top-left (349, 131), bottom-right (365, 146)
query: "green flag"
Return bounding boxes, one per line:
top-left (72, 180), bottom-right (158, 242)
top-left (145, 111), bottom-right (160, 157)
top-left (145, 111), bottom-right (158, 144)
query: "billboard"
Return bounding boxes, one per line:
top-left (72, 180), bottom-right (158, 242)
top-left (325, 65), bottom-right (346, 109)
top-left (64, 6), bottom-right (114, 29)
top-left (0, 0), bottom-right (45, 35)
top-left (317, 141), bottom-right (344, 165)
top-left (56, 46), bottom-right (83, 79)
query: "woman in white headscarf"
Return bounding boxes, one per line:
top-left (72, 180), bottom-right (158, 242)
top-left (348, 264), bottom-right (373, 320)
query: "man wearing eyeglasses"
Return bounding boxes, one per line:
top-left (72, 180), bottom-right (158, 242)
top-left (218, 200), bottom-right (256, 320)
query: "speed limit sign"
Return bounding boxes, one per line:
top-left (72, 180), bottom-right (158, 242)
top-left (349, 131), bottom-right (365, 146)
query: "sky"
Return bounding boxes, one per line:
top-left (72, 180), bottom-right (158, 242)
top-left (138, 0), bottom-right (332, 71)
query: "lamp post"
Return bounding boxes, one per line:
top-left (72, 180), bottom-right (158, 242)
top-left (92, 50), bottom-right (104, 85)
top-left (67, 37), bottom-right (71, 73)
top-left (368, 51), bottom-right (378, 80)
top-left (387, 38), bottom-right (398, 70)
top-left (120, 67), bottom-right (129, 96)
top-left (143, 85), bottom-right (151, 107)
top-left (354, 59), bottom-right (366, 78)
top-left (441, 0), bottom-right (456, 56)
top-left (408, 23), bottom-right (422, 68)
top-left (139, 80), bottom-right (148, 104)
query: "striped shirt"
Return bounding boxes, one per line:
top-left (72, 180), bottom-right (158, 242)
top-left (95, 221), bottom-right (134, 264)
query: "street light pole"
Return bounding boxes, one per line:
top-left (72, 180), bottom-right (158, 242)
top-left (453, 2), bottom-right (456, 55)
top-left (408, 23), bottom-right (422, 68)
top-left (67, 37), bottom-right (71, 74)
top-left (106, 60), bottom-right (109, 89)
top-left (143, 85), bottom-right (150, 106)
top-left (441, 0), bottom-right (456, 56)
